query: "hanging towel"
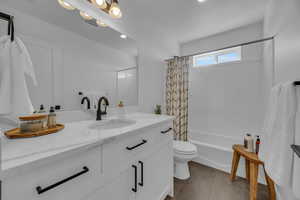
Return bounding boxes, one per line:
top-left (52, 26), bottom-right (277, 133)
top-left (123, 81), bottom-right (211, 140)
top-left (260, 82), bottom-right (297, 187)
top-left (0, 36), bottom-right (11, 115)
top-left (0, 36), bottom-right (37, 117)
top-left (293, 87), bottom-right (300, 199)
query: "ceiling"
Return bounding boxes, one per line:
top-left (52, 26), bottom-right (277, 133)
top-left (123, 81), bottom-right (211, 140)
top-left (1, 0), bottom-right (269, 59)
top-left (138, 0), bottom-right (268, 44)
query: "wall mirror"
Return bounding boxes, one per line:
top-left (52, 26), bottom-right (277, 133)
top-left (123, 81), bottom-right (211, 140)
top-left (0, 0), bottom-right (139, 112)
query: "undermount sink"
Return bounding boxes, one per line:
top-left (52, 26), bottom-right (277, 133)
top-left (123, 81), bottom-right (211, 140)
top-left (89, 119), bottom-right (136, 130)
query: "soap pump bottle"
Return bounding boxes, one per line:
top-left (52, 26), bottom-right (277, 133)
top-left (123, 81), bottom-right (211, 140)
top-left (255, 135), bottom-right (261, 154)
top-left (47, 106), bottom-right (57, 128)
top-left (38, 104), bottom-right (46, 113)
top-left (245, 133), bottom-right (254, 152)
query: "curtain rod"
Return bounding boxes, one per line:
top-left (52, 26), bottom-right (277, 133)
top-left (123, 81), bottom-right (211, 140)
top-left (165, 36), bottom-right (275, 62)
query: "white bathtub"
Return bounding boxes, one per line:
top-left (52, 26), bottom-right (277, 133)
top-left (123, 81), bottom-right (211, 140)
top-left (189, 131), bottom-right (266, 183)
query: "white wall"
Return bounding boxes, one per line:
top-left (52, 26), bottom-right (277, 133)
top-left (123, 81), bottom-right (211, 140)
top-left (264, 0), bottom-right (300, 83)
top-left (0, 4), bottom-right (136, 111)
top-left (137, 45), bottom-right (166, 113)
top-left (117, 68), bottom-right (138, 106)
top-left (181, 22), bottom-right (266, 139)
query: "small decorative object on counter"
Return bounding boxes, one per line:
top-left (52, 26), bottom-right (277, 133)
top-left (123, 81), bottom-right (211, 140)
top-left (19, 114), bottom-right (48, 133)
top-left (38, 104), bottom-right (46, 113)
top-left (117, 101), bottom-right (125, 118)
top-left (55, 105), bottom-right (61, 110)
top-left (154, 105), bottom-right (162, 115)
top-left (244, 133), bottom-right (254, 152)
top-left (47, 107), bottom-right (57, 128)
top-left (118, 101), bottom-right (124, 108)
top-left (255, 135), bottom-right (260, 154)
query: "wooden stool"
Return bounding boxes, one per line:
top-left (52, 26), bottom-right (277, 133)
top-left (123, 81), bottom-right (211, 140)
top-left (230, 145), bottom-right (276, 200)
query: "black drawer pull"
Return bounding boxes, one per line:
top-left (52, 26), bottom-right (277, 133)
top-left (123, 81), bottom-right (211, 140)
top-left (161, 128), bottom-right (172, 134)
top-left (132, 165), bottom-right (138, 192)
top-left (36, 166), bottom-right (89, 195)
top-left (126, 140), bottom-right (147, 150)
top-left (138, 161), bottom-right (144, 187)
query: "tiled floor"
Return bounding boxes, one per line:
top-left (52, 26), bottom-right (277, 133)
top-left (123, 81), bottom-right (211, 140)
top-left (166, 162), bottom-right (269, 200)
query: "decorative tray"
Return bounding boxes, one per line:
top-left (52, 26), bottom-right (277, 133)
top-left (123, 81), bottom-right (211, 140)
top-left (4, 124), bottom-right (64, 139)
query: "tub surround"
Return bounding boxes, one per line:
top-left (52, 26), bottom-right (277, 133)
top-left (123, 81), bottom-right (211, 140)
top-left (2, 112), bottom-right (174, 200)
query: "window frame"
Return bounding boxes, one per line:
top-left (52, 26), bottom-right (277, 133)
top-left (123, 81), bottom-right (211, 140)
top-left (193, 46), bottom-right (242, 68)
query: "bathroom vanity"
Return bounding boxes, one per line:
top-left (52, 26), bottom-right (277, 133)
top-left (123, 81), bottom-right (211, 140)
top-left (1, 112), bottom-right (174, 200)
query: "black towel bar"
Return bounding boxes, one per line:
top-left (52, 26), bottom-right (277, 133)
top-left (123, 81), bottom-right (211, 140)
top-left (0, 12), bottom-right (14, 41)
top-left (291, 145), bottom-right (300, 158)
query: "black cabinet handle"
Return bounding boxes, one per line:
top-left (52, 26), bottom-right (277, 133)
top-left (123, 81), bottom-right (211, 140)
top-left (138, 161), bottom-right (144, 187)
top-left (126, 140), bottom-right (147, 150)
top-left (161, 128), bottom-right (172, 134)
top-left (132, 165), bottom-right (138, 193)
top-left (36, 166), bottom-right (89, 195)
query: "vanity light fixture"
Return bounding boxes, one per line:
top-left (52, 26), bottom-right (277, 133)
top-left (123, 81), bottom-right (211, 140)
top-left (197, 0), bottom-right (207, 2)
top-left (96, 19), bottom-right (108, 27)
top-left (88, 0), bottom-right (122, 19)
top-left (80, 11), bottom-right (93, 20)
top-left (57, 0), bottom-right (75, 10)
top-left (120, 34), bottom-right (127, 39)
top-left (57, 0), bottom-right (122, 29)
top-left (91, 0), bottom-right (107, 9)
top-left (108, 0), bottom-right (122, 19)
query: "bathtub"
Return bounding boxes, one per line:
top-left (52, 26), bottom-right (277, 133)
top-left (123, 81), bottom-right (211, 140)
top-left (189, 130), bottom-right (266, 183)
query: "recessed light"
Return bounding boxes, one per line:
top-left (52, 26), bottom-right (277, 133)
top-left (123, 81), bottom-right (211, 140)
top-left (197, 0), bottom-right (207, 2)
top-left (120, 34), bottom-right (127, 39)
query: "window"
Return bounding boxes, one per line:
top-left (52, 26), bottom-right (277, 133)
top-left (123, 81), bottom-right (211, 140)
top-left (193, 46), bottom-right (241, 67)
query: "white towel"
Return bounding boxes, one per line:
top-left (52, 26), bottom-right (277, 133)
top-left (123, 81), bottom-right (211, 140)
top-left (0, 36), bottom-right (11, 115)
top-left (293, 87), bottom-right (300, 199)
top-left (260, 82), bottom-right (296, 186)
top-left (0, 36), bottom-right (37, 117)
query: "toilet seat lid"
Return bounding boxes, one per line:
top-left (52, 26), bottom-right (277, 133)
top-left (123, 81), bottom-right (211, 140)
top-left (173, 141), bottom-right (197, 154)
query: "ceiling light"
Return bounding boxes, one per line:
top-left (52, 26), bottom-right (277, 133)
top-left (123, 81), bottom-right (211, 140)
top-left (91, 0), bottom-right (107, 9)
top-left (197, 0), bottom-right (207, 2)
top-left (120, 34), bottom-right (127, 39)
top-left (109, 1), bottom-right (122, 19)
top-left (80, 11), bottom-right (93, 20)
top-left (57, 0), bottom-right (75, 10)
top-left (96, 20), bottom-right (108, 27)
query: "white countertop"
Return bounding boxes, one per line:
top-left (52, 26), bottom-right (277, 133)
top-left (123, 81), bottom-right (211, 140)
top-left (1, 112), bottom-right (173, 176)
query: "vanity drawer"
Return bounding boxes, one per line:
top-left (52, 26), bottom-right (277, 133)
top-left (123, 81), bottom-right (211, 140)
top-left (102, 122), bottom-right (173, 178)
top-left (3, 145), bottom-right (103, 200)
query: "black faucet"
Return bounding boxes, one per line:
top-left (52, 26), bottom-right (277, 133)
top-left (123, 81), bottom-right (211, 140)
top-left (81, 97), bottom-right (91, 109)
top-left (96, 96), bottom-right (109, 121)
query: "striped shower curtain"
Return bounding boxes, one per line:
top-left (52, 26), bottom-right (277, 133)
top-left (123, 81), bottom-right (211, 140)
top-left (166, 56), bottom-right (190, 141)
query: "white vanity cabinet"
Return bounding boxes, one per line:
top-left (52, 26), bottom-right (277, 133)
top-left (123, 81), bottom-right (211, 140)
top-left (2, 145), bottom-right (104, 200)
top-left (86, 122), bottom-right (174, 200)
top-left (2, 120), bottom-right (174, 200)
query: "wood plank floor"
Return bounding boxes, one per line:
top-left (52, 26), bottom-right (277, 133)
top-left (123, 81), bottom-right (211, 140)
top-left (166, 162), bottom-right (269, 200)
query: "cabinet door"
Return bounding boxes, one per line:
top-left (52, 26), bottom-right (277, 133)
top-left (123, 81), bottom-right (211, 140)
top-left (86, 166), bottom-right (136, 200)
top-left (136, 142), bottom-right (173, 200)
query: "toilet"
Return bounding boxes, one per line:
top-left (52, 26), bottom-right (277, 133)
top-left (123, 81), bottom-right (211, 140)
top-left (173, 140), bottom-right (198, 180)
